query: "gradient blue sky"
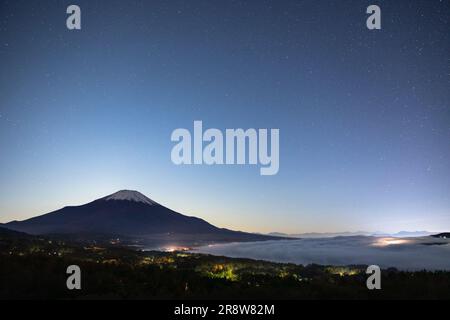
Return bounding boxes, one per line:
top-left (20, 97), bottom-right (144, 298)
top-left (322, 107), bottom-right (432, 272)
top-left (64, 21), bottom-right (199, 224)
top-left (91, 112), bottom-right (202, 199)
top-left (1, 0), bottom-right (449, 233)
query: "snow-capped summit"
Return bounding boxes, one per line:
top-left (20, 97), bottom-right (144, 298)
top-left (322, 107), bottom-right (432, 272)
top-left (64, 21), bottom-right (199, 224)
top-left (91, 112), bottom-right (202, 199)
top-left (103, 190), bottom-right (157, 205)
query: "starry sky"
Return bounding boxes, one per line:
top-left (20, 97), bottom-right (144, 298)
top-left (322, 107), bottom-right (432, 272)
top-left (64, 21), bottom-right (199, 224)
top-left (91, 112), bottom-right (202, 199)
top-left (0, 0), bottom-right (449, 234)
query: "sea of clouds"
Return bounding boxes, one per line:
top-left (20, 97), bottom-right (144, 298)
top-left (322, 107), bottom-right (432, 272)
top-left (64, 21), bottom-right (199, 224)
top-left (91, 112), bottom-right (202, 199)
top-left (193, 236), bottom-right (450, 271)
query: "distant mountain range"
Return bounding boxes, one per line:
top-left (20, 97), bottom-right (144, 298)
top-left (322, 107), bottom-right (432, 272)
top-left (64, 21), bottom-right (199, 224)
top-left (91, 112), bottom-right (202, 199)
top-left (1, 190), bottom-right (283, 245)
top-left (1, 190), bottom-right (442, 247)
top-left (372, 231), bottom-right (436, 238)
top-left (268, 230), bottom-right (436, 238)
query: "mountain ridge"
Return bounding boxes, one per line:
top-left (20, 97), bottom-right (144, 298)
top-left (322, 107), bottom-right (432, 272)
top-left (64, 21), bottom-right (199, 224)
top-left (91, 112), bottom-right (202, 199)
top-left (267, 230), bottom-right (436, 238)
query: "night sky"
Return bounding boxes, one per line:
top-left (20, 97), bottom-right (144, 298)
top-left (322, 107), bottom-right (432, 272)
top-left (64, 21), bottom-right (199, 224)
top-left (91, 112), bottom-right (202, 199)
top-left (0, 0), bottom-right (449, 234)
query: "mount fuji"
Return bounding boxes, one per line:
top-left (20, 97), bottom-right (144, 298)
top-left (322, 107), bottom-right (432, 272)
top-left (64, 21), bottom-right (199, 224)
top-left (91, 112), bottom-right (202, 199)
top-left (2, 190), bottom-right (281, 244)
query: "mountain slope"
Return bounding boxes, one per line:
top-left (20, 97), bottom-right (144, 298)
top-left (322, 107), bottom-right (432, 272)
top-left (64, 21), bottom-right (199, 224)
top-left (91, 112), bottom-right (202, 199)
top-left (3, 190), bottom-right (280, 243)
top-left (0, 226), bottom-right (32, 238)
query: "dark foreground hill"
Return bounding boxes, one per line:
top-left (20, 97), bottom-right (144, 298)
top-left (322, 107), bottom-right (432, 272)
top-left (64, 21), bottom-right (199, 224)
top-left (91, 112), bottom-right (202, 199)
top-left (432, 233), bottom-right (450, 239)
top-left (1, 229), bottom-right (450, 300)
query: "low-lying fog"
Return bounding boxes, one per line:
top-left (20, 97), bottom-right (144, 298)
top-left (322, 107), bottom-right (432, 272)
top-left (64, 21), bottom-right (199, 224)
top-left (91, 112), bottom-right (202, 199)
top-left (192, 236), bottom-right (450, 271)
